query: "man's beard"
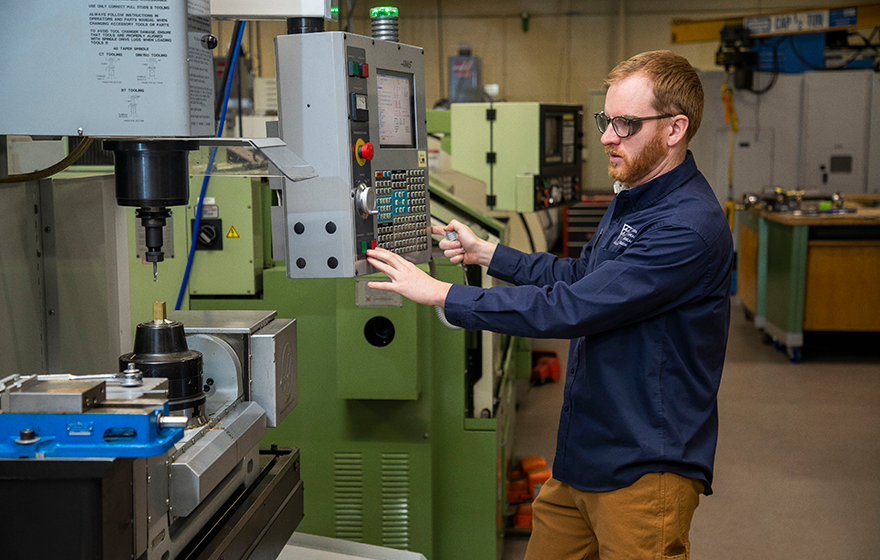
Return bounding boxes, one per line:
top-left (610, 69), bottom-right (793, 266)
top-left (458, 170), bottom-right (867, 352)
top-left (606, 128), bottom-right (667, 186)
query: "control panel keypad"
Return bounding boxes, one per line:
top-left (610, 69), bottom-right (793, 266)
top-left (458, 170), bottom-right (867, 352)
top-left (375, 169), bottom-right (429, 254)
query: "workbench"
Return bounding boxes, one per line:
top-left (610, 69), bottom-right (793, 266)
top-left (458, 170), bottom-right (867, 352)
top-left (736, 201), bottom-right (880, 362)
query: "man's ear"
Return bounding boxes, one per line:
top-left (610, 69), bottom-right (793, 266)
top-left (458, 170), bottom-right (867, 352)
top-left (667, 115), bottom-right (689, 148)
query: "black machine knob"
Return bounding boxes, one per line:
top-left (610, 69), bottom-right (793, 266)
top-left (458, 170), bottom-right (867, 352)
top-left (198, 224), bottom-right (218, 246)
top-left (201, 34), bottom-right (218, 50)
top-left (19, 429), bottom-right (37, 442)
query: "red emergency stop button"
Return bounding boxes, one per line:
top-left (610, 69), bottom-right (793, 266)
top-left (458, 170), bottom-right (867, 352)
top-left (359, 142), bottom-right (374, 161)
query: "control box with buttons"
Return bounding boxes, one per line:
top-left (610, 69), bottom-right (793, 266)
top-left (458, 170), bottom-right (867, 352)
top-left (273, 32), bottom-right (431, 279)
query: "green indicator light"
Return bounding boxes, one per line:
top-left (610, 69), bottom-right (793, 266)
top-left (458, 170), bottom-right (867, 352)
top-left (370, 6), bottom-right (399, 17)
top-left (331, 6), bottom-right (339, 15)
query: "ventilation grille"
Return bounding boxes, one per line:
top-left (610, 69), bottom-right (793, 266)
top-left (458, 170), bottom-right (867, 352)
top-left (381, 452), bottom-right (411, 550)
top-left (334, 452), bottom-right (364, 542)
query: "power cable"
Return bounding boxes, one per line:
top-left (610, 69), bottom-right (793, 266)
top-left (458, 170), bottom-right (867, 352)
top-left (750, 36), bottom-right (783, 95)
top-left (788, 34), bottom-right (870, 71)
top-left (518, 213), bottom-right (537, 254)
top-left (0, 137), bottom-right (94, 184)
top-left (176, 21), bottom-right (246, 311)
top-left (214, 21), bottom-right (243, 123)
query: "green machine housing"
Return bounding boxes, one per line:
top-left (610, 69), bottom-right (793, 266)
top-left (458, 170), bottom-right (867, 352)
top-left (448, 102), bottom-right (584, 212)
top-left (128, 174), bottom-right (531, 560)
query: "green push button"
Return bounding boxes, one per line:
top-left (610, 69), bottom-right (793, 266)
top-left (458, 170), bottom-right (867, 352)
top-left (349, 61), bottom-right (360, 77)
top-left (361, 240), bottom-right (368, 254)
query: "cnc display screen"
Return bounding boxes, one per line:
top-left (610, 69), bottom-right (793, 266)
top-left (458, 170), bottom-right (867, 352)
top-left (544, 117), bottom-right (560, 162)
top-left (377, 70), bottom-right (416, 148)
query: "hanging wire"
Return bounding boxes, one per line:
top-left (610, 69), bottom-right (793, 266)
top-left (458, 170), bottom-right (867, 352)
top-left (175, 21), bottom-right (246, 311)
top-left (750, 36), bottom-right (783, 95)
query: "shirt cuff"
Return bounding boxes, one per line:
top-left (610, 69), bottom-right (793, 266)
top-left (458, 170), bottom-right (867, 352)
top-left (443, 283), bottom-right (487, 330)
top-left (487, 244), bottom-right (522, 284)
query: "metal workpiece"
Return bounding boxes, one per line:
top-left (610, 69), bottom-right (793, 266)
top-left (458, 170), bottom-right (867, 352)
top-left (252, 318), bottom-right (298, 427)
top-left (3, 377), bottom-right (106, 414)
top-left (169, 310), bottom-right (277, 335)
top-left (170, 401), bottom-right (267, 518)
top-left (35, 367), bottom-right (145, 389)
top-left (3, 373), bottom-right (169, 410)
top-left (103, 375), bottom-right (170, 405)
top-left (153, 301), bottom-right (167, 322)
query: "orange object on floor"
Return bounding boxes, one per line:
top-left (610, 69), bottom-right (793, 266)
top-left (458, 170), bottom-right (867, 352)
top-left (507, 477), bottom-right (531, 504)
top-left (512, 503), bottom-right (533, 529)
top-left (531, 350), bottom-right (561, 383)
top-left (520, 456), bottom-right (546, 472)
top-left (509, 464), bottom-right (525, 480)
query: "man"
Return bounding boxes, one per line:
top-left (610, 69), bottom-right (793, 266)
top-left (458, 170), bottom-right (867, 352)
top-left (366, 50), bottom-right (732, 559)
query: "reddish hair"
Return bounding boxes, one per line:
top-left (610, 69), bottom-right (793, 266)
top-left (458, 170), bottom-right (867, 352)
top-left (605, 50), bottom-right (704, 143)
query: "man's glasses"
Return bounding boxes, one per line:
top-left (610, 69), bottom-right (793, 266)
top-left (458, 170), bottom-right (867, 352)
top-left (593, 111), bottom-right (674, 138)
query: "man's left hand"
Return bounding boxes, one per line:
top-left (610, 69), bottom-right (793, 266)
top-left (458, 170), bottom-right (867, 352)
top-left (366, 248), bottom-right (452, 307)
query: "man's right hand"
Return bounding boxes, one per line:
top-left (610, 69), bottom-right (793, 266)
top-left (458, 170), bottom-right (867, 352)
top-left (433, 220), bottom-right (497, 267)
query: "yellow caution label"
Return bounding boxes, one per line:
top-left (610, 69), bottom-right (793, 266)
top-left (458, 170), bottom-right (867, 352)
top-left (226, 225), bottom-right (240, 239)
top-left (418, 150), bottom-right (427, 167)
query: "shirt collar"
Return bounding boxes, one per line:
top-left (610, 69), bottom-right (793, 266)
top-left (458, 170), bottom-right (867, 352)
top-left (614, 151), bottom-right (699, 211)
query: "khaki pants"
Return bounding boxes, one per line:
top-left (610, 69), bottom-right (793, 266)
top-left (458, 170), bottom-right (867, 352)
top-left (524, 473), bottom-right (703, 560)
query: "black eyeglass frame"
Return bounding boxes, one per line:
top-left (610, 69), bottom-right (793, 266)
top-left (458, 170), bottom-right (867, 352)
top-left (593, 111), bottom-right (674, 138)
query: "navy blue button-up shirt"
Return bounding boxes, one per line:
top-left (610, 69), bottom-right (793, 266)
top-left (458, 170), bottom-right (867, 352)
top-left (444, 153), bottom-right (733, 495)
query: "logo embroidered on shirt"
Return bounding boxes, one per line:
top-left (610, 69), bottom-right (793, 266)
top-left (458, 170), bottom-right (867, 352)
top-left (611, 223), bottom-right (638, 248)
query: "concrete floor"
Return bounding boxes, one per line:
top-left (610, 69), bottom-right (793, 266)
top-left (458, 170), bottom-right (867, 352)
top-left (502, 299), bottom-right (880, 559)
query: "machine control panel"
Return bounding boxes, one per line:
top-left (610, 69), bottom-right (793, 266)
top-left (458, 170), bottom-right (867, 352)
top-left (450, 102), bottom-right (582, 213)
top-left (536, 105), bottom-right (583, 210)
top-left (535, 175), bottom-right (579, 209)
top-left (275, 32), bottom-right (431, 278)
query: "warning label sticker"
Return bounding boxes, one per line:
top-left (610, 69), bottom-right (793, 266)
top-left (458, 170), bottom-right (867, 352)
top-left (226, 225), bottom-right (240, 239)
